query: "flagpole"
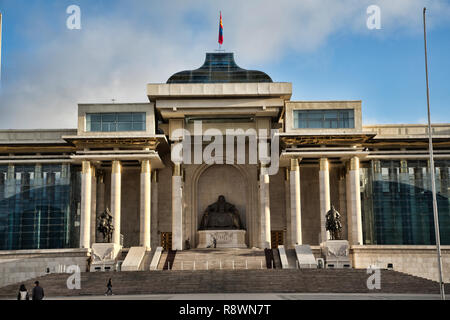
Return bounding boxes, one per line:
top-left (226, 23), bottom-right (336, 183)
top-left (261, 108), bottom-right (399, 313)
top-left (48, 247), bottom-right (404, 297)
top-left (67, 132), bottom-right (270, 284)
top-left (423, 7), bottom-right (445, 300)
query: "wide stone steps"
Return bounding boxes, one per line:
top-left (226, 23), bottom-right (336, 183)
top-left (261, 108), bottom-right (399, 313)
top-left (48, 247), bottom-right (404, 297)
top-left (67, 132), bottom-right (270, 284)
top-left (168, 248), bottom-right (267, 270)
top-left (0, 269), bottom-right (447, 298)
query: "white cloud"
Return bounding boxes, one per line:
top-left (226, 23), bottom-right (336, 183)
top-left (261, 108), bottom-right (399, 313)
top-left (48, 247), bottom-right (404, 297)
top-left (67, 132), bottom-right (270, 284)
top-left (0, 0), bottom-right (449, 129)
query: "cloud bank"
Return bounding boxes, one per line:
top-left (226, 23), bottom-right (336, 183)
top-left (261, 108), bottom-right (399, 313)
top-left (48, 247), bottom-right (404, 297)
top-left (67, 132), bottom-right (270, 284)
top-left (0, 0), bottom-right (449, 129)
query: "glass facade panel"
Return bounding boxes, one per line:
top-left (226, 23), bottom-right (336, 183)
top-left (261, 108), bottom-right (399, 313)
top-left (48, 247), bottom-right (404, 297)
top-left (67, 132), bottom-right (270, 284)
top-left (361, 160), bottom-right (450, 245)
top-left (86, 112), bottom-right (146, 132)
top-left (132, 122), bottom-right (145, 131)
top-left (132, 113), bottom-right (145, 122)
top-left (117, 113), bottom-right (132, 122)
top-left (117, 122), bottom-right (133, 131)
top-left (293, 109), bottom-right (355, 129)
top-left (0, 164), bottom-right (81, 250)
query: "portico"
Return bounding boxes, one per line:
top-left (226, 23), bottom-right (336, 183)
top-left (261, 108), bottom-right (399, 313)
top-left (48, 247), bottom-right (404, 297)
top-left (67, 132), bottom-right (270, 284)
top-left (64, 128), bottom-right (166, 252)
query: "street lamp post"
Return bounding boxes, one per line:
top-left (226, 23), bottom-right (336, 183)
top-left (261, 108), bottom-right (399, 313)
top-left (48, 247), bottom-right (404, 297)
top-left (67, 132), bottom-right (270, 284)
top-left (423, 7), bottom-right (445, 300)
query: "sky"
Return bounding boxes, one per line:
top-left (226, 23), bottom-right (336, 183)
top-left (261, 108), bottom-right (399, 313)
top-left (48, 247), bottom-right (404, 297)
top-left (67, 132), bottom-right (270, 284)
top-left (0, 0), bottom-right (449, 129)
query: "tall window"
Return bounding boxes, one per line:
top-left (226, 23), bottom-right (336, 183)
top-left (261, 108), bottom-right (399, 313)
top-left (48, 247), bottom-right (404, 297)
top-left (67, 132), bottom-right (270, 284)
top-left (360, 160), bottom-right (450, 245)
top-left (293, 109), bottom-right (355, 129)
top-left (86, 113), bottom-right (146, 132)
top-left (0, 164), bottom-right (79, 250)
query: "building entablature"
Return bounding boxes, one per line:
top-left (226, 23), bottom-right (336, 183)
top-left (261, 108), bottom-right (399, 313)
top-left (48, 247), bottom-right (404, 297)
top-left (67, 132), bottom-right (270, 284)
top-left (62, 134), bottom-right (167, 150)
top-left (69, 148), bottom-right (165, 169)
top-left (280, 146), bottom-right (450, 169)
top-left (0, 129), bottom-right (77, 154)
top-left (147, 82), bottom-right (293, 102)
top-left (279, 132), bottom-right (375, 148)
top-left (155, 97), bottom-right (285, 120)
top-left (363, 123), bottom-right (450, 138)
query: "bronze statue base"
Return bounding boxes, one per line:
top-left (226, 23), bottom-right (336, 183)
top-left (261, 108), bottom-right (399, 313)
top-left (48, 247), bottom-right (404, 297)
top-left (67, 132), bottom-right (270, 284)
top-left (197, 230), bottom-right (246, 248)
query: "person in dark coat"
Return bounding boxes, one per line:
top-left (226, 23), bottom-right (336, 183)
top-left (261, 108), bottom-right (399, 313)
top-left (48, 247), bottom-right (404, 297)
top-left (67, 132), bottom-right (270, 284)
top-left (105, 278), bottom-right (113, 296)
top-left (17, 284), bottom-right (29, 300)
top-left (32, 281), bottom-right (44, 300)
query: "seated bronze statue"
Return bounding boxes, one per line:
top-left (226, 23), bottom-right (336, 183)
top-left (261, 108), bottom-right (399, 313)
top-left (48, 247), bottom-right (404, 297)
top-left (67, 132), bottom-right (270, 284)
top-left (200, 195), bottom-right (243, 230)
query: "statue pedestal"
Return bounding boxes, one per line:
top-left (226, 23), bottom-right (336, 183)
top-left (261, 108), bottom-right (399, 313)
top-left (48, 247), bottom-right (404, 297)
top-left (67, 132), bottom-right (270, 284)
top-left (320, 240), bottom-right (351, 268)
top-left (90, 243), bottom-right (122, 272)
top-left (197, 230), bottom-right (246, 248)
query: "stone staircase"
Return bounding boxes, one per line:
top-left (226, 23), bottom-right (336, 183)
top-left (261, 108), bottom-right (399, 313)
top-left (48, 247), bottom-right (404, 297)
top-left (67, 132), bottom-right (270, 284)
top-left (165, 248), bottom-right (266, 270)
top-left (0, 268), bottom-right (447, 298)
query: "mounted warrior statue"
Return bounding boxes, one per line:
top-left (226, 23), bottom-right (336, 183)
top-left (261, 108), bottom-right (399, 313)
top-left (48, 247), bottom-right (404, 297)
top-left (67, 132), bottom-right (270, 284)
top-left (97, 208), bottom-right (114, 243)
top-left (325, 205), bottom-right (343, 240)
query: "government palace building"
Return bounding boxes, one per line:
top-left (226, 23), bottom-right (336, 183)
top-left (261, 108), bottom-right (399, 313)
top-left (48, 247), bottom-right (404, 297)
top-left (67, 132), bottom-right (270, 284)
top-left (0, 52), bottom-right (449, 286)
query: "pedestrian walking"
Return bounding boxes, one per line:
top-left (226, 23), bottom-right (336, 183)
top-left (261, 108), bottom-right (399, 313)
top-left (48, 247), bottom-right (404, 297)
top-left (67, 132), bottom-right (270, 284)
top-left (86, 255), bottom-right (92, 272)
top-left (105, 278), bottom-right (113, 296)
top-left (17, 284), bottom-right (29, 300)
top-left (32, 281), bottom-right (44, 300)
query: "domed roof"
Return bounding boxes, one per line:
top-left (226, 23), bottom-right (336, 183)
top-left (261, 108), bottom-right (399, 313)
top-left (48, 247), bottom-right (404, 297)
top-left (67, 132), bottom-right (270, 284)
top-left (167, 52), bottom-right (272, 84)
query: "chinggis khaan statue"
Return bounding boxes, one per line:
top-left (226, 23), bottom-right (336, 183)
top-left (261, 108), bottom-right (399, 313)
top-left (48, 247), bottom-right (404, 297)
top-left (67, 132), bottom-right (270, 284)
top-left (200, 195), bottom-right (243, 230)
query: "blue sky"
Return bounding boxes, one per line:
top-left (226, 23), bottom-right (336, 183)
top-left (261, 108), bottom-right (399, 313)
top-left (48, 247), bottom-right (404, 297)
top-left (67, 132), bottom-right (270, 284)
top-left (0, 0), bottom-right (449, 129)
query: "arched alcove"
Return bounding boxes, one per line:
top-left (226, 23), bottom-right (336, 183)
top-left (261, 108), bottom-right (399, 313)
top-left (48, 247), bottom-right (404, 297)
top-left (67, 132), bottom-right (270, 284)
top-left (197, 165), bottom-right (247, 230)
top-left (190, 164), bottom-right (255, 247)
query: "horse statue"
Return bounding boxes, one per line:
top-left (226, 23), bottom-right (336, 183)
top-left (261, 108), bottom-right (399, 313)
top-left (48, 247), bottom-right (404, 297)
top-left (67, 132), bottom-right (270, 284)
top-left (325, 205), bottom-right (342, 240)
top-left (97, 208), bottom-right (114, 243)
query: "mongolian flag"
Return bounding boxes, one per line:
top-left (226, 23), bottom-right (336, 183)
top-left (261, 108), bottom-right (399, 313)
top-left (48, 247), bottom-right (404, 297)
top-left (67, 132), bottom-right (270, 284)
top-left (218, 12), bottom-right (223, 45)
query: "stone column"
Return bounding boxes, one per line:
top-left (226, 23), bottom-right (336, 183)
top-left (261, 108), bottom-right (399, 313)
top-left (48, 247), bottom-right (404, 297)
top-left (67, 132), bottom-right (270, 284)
top-left (319, 158), bottom-right (331, 243)
top-left (90, 167), bottom-right (97, 245)
top-left (33, 164), bottom-right (43, 188)
top-left (111, 160), bottom-right (122, 246)
top-left (414, 166), bottom-right (429, 243)
top-left (5, 164), bottom-right (15, 198)
top-left (140, 160), bottom-right (151, 249)
top-left (80, 161), bottom-right (92, 248)
top-left (5, 165), bottom-right (15, 247)
top-left (96, 171), bottom-right (105, 241)
top-left (399, 160), bottom-right (409, 243)
top-left (338, 167), bottom-right (348, 241)
top-left (284, 167), bottom-right (291, 248)
top-left (441, 165), bottom-right (449, 196)
top-left (151, 170), bottom-right (159, 249)
top-left (289, 158), bottom-right (302, 246)
top-left (61, 164), bottom-right (70, 185)
top-left (346, 156), bottom-right (363, 245)
top-left (259, 163), bottom-right (271, 249)
top-left (172, 163), bottom-right (183, 250)
top-left (371, 160), bottom-right (383, 244)
top-left (373, 160), bottom-right (382, 182)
